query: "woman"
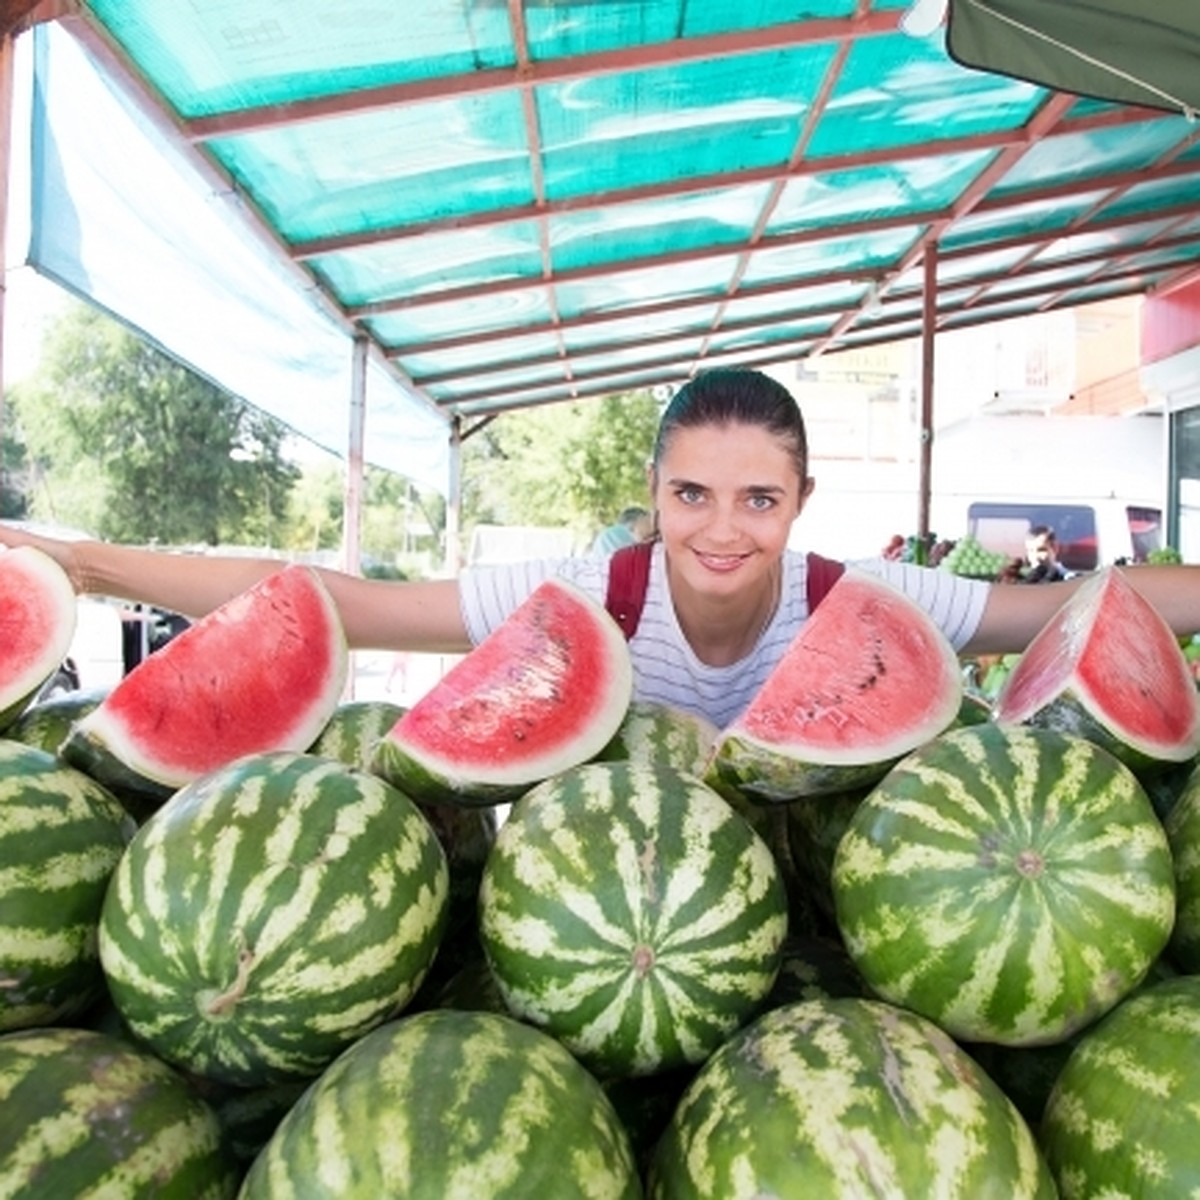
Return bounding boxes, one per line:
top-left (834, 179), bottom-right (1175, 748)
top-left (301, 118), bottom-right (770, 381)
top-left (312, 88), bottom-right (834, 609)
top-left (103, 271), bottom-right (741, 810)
top-left (1, 368), bottom-right (1194, 727)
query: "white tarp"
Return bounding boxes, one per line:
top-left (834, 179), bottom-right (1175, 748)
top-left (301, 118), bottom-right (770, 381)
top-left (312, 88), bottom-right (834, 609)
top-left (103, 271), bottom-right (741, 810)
top-left (11, 23), bottom-right (450, 496)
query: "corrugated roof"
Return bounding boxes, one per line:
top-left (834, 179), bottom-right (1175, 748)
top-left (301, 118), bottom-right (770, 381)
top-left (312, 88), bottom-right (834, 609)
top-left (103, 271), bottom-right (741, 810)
top-left (47, 0), bottom-right (1200, 424)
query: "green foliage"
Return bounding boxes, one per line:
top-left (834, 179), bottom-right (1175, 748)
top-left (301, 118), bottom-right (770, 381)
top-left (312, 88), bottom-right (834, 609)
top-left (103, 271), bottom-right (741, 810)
top-left (11, 303), bottom-right (299, 545)
top-left (464, 391), bottom-right (660, 535)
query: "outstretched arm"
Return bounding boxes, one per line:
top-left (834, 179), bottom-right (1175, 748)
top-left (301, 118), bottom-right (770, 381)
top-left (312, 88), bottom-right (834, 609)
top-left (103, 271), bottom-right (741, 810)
top-left (0, 525), bottom-right (472, 653)
top-left (965, 565), bottom-right (1200, 655)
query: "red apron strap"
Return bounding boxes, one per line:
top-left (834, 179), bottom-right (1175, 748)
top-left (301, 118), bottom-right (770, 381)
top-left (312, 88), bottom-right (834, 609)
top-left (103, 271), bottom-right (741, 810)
top-left (604, 541), bottom-right (654, 640)
top-left (805, 551), bottom-right (845, 612)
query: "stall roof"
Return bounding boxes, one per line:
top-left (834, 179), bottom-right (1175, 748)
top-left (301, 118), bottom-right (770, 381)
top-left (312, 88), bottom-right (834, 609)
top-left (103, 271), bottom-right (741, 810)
top-left (15, 1), bottom-right (1200, 475)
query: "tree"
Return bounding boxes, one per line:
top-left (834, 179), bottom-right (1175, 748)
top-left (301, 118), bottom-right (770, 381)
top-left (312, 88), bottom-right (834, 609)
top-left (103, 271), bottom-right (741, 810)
top-left (12, 303), bottom-right (299, 545)
top-left (464, 390), bottom-right (661, 537)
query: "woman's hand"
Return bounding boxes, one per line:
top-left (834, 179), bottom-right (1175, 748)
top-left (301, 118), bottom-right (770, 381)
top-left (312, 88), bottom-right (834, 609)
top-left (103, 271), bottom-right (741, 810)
top-left (0, 524), bottom-right (85, 592)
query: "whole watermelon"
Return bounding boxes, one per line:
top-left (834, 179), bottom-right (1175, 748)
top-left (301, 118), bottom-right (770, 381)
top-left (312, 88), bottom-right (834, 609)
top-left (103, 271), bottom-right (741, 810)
top-left (0, 740), bottom-right (135, 1031)
top-left (479, 760), bottom-right (787, 1078)
top-left (0, 1026), bottom-right (238, 1197)
top-left (647, 996), bottom-right (1055, 1198)
top-left (240, 1009), bottom-right (642, 1199)
top-left (1042, 975), bottom-right (1200, 1197)
top-left (99, 752), bottom-right (449, 1086)
top-left (1163, 761), bottom-right (1200, 971)
top-left (833, 723), bottom-right (1175, 1045)
top-left (308, 698), bottom-right (406, 771)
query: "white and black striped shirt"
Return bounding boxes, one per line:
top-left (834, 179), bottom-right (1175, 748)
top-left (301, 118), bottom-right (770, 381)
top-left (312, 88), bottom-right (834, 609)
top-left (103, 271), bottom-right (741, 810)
top-left (459, 545), bottom-right (989, 729)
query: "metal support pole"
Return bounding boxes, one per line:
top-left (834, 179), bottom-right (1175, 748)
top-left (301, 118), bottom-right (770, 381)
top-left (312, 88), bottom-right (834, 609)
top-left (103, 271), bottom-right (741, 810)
top-left (918, 238), bottom-right (938, 547)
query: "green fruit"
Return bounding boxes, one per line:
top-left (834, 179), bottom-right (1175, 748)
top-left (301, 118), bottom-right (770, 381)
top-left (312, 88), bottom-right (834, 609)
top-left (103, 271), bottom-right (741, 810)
top-left (647, 997), bottom-right (1054, 1198)
top-left (308, 698), bottom-right (406, 771)
top-left (240, 1010), bottom-right (641, 1199)
top-left (1042, 975), bottom-right (1200, 1197)
top-left (833, 723), bottom-right (1174, 1045)
top-left (98, 752), bottom-right (449, 1086)
top-left (479, 760), bottom-right (787, 1077)
top-left (594, 700), bottom-right (719, 778)
top-left (0, 1026), bottom-right (238, 1197)
top-left (0, 740), bottom-right (135, 1031)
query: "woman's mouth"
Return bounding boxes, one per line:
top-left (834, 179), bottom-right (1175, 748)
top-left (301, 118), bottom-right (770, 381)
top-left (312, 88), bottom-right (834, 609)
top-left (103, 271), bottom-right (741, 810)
top-left (695, 550), bottom-right (750, 573)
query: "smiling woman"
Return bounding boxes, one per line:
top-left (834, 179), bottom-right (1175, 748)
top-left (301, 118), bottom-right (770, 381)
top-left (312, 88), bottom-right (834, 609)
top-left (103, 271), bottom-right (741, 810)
top-left (4, 367), bottom-right (1200, 729)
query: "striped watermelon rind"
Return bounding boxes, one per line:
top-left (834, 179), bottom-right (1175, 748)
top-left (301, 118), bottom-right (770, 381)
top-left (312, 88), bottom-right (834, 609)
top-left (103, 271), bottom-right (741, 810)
top-left (1164, 761), bottom-right (1200, 971)
top-left (0, 740), bottom-right (135, 1031)
top-left (308, 698), bottom-right (407, 771)
top-left (833, 723), bottom-right (1176, 1046)
top-left (594, 700), bottom-right (719, 778)
top-left (479, 760), bottom-right (787, 1078)
top-left (63, 565), bottom-right (348, 798)
top-left (0, 546), bottom-right (78, 732)
top-left (1041, 975), bottom-right (1200, 1197)
top-left (647, 996), bottom-right (1055, 1198)
top-left (705, 567), bottom-right (963, 803)
top-left (993, 566), bottom-right (1200, 770)
top-left (0, 1027), bottom-right (238, 1198)
top-left (372, 579), bottom-right (633, 806)
top-left (4, 687), bottom-right (108, 758)
top-left (239, 1009), bottom-right (642, 1199)
top-left (98, 751), bottom-right (449, 1087)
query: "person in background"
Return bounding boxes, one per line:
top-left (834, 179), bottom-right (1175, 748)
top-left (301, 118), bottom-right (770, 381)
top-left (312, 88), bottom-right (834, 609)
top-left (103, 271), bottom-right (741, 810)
top-left (1023, 525), bottom-right (1067, 583)
top-left (3, 367), bottom-right (1200, 729)
top-left (590, 506), bottom-right (653, 557)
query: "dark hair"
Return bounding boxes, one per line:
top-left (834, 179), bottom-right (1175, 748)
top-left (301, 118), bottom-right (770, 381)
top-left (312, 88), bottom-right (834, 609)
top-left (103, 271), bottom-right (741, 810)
top-left (1028, 525), bottom-right (1057, 544)
top-left (653, 368), bottom-right (809, 479)
top-left (618, 506), bottom-right (650, 526)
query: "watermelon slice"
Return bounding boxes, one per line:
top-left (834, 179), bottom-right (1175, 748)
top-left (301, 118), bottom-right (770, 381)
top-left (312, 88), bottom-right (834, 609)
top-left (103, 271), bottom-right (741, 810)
top-left (372, 579), bottom-right (633, 806)
top-left (993, 566), bottom-right (1200, 770)
top-left (62, 566), bottom-right (348, 805)
top-left (705, 567), bottom-right (962, 803)
top-left (0, 546), bottom-right (78, 731)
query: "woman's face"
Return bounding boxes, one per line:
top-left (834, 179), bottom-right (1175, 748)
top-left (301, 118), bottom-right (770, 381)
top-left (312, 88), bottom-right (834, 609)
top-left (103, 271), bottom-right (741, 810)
top-left (650, 421), bottom-right (813, 602)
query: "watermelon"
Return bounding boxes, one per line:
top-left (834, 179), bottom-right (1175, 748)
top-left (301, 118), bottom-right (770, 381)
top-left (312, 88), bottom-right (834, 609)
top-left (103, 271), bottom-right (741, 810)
top-left (0, 740), bottom-right (135, 1031)
top-left (0, 545), bottom-right (78, 730)
top-left (371, 578), bottom-right (632, 806)
top-left (239, 1009), bottom-right (642, 1199)
top-left (0, 1026), bottom-right (238, 1197)
top-left (594, 700), bottom-right (719, 777)
top-left (4, 686), bottom-right (107, 757)
top-left (309, 698), bottom-right (406, 771)
top-left (98, 751), bottom-right (449, 1087)
top-left (833, 723), bottom-right (1175, 1046)
top-left (62, 565), bottom-right (348, 807)
top-left (478, 760), bottom-right (787, 1078)
top-left (705, 567), bottom-right (962, 802)
top-left (993, 566), bottom-right (1200, 771)
top-left (1041, 975), bottom-right (1200, 1197)
top-left (784, 784), bottom-right (872, 924)
top-left (1163, 761), bottom-right (1200, 971)
top-left (647, 996), bottom-right (1055, 1198)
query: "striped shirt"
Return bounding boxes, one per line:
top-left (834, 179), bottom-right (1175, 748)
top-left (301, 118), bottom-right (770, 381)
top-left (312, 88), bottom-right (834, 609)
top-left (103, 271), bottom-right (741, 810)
top-left (459, 544), bottom-right (989, 729)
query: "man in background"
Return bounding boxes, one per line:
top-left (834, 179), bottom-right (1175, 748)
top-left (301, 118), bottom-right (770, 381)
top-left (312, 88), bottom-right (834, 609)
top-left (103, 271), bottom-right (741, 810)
top-left (591, 506), bottom-right (653, 556)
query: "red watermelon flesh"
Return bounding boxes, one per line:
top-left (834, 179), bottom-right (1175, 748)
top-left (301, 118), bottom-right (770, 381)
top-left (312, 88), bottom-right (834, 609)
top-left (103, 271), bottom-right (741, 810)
top-left (0, 546), bottom-right (78, 729)
top-left (65, 565), bottom-right (348, 792)
top-left (372, 579), bottom-right (632, 805)
top-left (705, 567), bottom-right (962, 801)
top-left (993, 566), bottom-right (1200, 765)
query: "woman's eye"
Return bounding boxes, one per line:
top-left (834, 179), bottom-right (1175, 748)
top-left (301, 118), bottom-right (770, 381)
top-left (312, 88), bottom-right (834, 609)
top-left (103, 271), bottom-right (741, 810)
top-left (747, 494), bottom-right (776, 511)
top-left (676, 486), bottom-right (704, 504)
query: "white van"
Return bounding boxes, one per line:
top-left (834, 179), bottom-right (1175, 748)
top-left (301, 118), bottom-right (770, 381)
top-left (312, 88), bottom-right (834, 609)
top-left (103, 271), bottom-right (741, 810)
top-left (965, 499), bottom-right (1163, 572)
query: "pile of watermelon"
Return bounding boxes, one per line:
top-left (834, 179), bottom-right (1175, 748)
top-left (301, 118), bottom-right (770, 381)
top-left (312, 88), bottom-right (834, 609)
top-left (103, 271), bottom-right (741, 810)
top-left (7, 545), bottom-right (1200, 1196)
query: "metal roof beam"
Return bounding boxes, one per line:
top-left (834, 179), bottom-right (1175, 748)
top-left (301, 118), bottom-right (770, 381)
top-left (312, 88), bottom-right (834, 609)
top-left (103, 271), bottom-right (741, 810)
top-left (289, 105), bottom-right (1157, 260)
top-left (182, 10), bottom-right (902, 142)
